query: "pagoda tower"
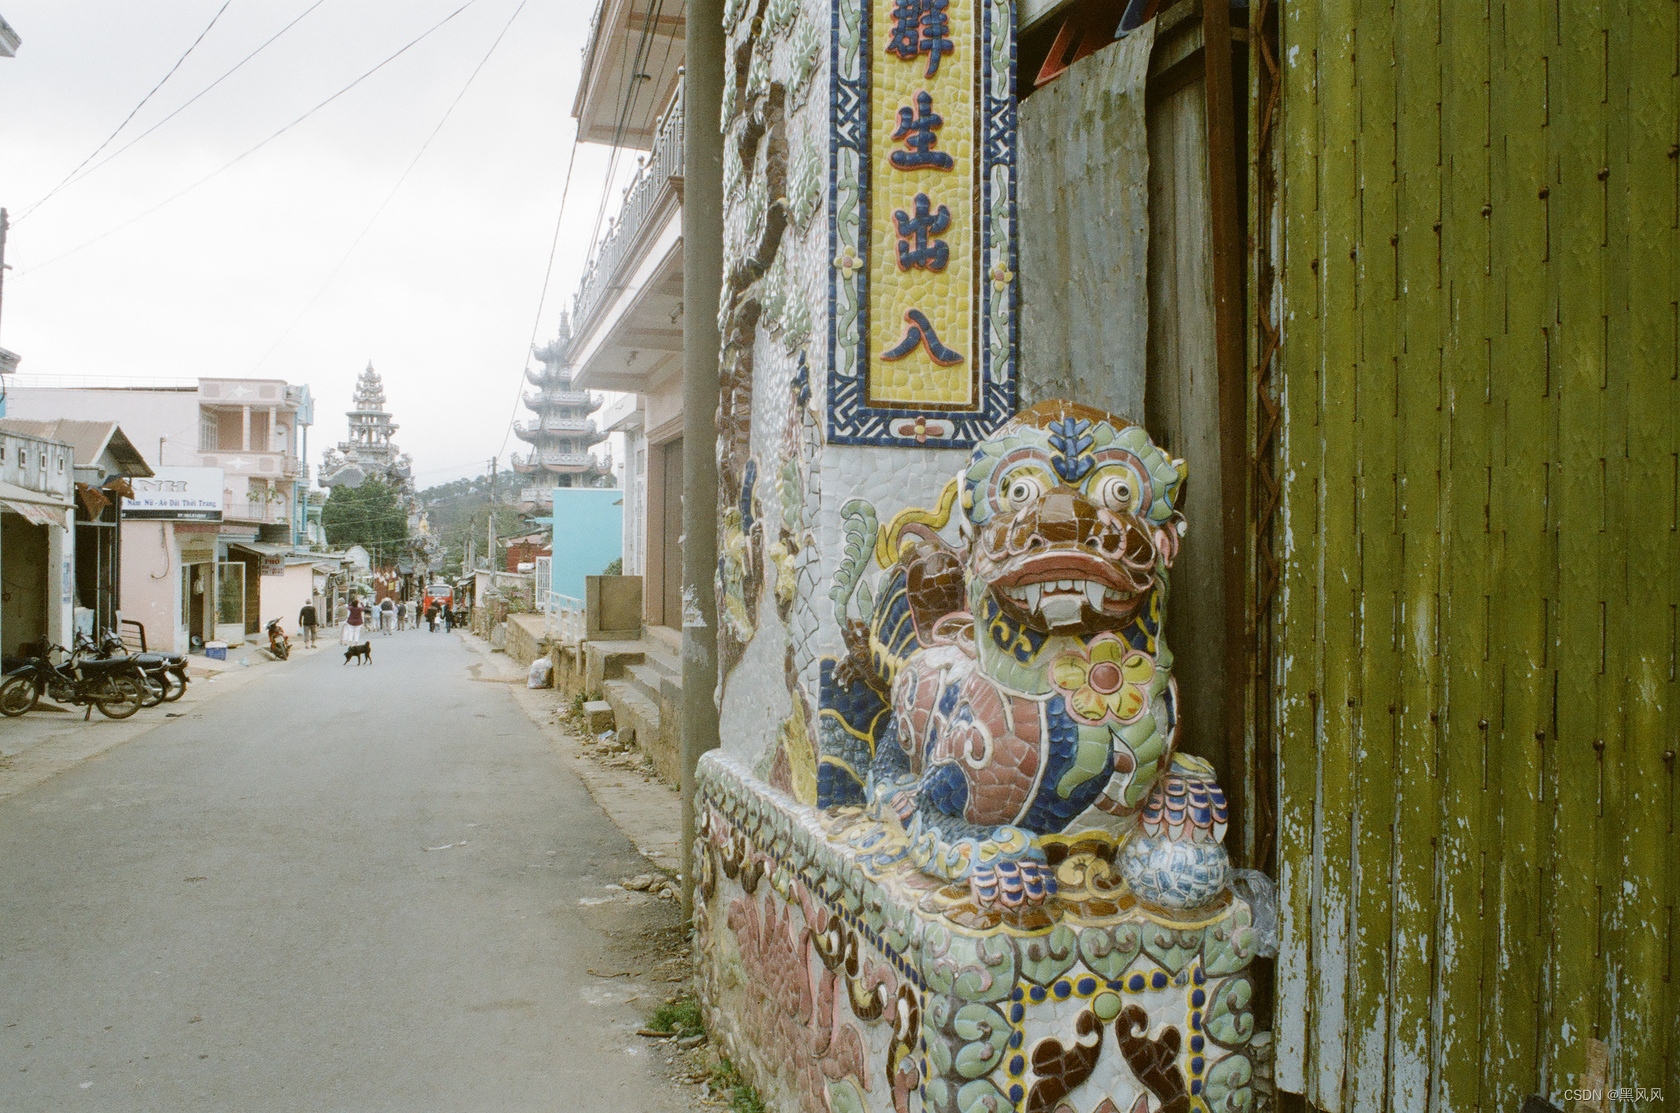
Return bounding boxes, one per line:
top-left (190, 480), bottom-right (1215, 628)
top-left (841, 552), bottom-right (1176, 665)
top-left (340, 362), bottom-right (399, 466)
top-left (513, 317), bottom-right (611, 487)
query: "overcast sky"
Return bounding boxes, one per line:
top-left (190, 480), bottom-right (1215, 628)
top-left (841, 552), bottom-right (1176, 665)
top-left (0, 0), bottom-right (642, 488)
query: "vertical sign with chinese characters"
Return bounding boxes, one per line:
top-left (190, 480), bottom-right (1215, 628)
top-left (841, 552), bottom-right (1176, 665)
top-left (828, 0), bottom-right (1016, 448)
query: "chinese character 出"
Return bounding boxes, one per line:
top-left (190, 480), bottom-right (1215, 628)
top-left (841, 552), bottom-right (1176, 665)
top-left (891, 91), bottom-right (955, 172)
top-left (885, 0), bottom-right (954, 78)
top-left (882, 308), bottom-right (964, 366)
top-left (894, 193), bottom-right (951, 271)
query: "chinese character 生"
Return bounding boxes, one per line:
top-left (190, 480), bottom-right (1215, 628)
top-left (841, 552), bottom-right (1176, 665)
top-left (891, 91), bottom-right (955, 172)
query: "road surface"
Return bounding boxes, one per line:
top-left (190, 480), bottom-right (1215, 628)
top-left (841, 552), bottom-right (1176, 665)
top-left (0, 628), bottom-right (697, 1112)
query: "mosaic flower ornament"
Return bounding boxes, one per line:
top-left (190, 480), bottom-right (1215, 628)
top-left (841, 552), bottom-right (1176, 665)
top-left (827, 400), bottom-right (1233, 912)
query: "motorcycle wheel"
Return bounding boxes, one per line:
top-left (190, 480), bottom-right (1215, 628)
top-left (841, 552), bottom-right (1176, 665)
top-left (0, 675), bottom-right (39, 717)
top-left (139, 673), bottom-right (166, 708)
top-left (94, 675), bottom-right (145, 720)
top-left (275, 641), bottom-right (290, 661)
top-left (161, 671), bottom-right (188, 702)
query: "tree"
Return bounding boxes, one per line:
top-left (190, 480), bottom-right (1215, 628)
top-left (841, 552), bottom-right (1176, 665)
top-left (321, 479), bottom-right (408, 563)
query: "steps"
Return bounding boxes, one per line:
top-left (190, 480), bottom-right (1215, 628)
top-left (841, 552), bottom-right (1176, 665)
top-left (593, 627), bottom-right (682, 786)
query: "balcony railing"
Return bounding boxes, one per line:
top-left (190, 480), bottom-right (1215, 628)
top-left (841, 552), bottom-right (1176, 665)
top-left (523, 451), bottom-right (599, 468)
top-left (544, 591), bottom-right (585, 644)
top-left (571, 81), bottom-right (684, 332)
top-left (523, 389), bottom-right (597, 409)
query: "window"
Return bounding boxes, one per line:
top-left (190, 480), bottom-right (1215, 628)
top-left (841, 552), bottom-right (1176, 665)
top-left (200, 411), bottom-right (218, 451)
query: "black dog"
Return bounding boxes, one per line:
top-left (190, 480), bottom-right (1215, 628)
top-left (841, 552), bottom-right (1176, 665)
top-left (343, 643), bottom-right (371, 666)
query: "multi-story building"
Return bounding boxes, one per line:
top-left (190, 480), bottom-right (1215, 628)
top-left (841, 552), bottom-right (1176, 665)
top-left (512, 319), bottom-right (611, 495)
top-left (4, 377), bottom-right (316, 650)
top-left (563, 0), bottom-right (685, 631)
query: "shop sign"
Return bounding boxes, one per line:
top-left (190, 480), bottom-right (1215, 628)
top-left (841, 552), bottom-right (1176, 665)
top-left (127, 467), bottom-right (224, 521)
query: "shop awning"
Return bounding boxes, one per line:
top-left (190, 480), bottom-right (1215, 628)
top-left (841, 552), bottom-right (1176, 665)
top-left (0, 481), bottom-right (72, 529)
top-left (228, 541), bottom-right (291, 557)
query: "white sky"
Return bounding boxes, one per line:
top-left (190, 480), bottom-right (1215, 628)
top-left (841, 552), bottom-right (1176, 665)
top-left (0, 0), bottom-right (643, 488)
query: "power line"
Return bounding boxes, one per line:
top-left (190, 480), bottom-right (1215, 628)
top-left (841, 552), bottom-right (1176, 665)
top-left (497, 1), bottom-right (666, 462)
top-left (17, 0), bottom-right (333, 223)
top-left (13, 0), bottom-right (483, 278)
top-left (582, 0), bottom-right (667, 261)
top-left (495, 127), bottom-right (585, 460)
top-left (18, 0), bottom-right (239, 222)
top-left (248, 0), bottom-right (533, 375)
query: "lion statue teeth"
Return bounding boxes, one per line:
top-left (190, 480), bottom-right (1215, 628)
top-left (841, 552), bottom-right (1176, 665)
top-left (824, 400), bottom-right (1228, 910)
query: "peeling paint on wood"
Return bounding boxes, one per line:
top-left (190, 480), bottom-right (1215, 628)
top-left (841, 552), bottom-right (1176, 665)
top-left (1272, 0), bottom-right (1680, 1107)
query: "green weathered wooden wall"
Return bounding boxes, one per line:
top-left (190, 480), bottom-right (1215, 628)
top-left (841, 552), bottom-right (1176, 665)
top-left (1271, 1), bottom-right (1679, 1109)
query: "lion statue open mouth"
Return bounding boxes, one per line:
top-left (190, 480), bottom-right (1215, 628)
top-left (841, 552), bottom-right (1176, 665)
top-left (823, 401), bottom-right (1227, 911)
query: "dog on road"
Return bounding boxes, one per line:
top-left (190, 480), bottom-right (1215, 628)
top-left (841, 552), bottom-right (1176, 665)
top-left (343, 643), bottom-right (371, 666)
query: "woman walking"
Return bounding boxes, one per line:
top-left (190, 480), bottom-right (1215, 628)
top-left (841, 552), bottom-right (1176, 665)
top-left (341, 597), bottom-right (368, 647)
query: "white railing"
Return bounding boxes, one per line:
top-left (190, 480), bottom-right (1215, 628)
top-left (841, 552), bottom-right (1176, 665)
top-left (523, 451), bottom-right (599, 467)
top-left (545, 591), bottom-right (585, 643)
top-left (571, 82), bottom-right (685, 331)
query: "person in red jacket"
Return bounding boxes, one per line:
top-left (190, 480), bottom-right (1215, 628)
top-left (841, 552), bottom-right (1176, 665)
top-left (341, 597), bottom-right (368, 646)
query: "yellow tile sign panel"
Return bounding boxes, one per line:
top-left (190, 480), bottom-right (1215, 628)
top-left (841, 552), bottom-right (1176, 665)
top-left (868, 0), bottom-right (979, 409)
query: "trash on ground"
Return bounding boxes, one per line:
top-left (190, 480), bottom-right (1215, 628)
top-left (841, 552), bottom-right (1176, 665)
top-left (423, 841), bottom-right (467, 852)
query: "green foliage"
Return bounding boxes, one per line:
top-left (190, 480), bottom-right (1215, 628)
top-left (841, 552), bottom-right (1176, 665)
top-left (711, 1059), bottom-right (767, 1113)
top-left (603, 557), bottom-right (623, 576)
top-left (647, 995), bottom-right (703, 1038)
top-left (321, 479), bottom-right (408, 560)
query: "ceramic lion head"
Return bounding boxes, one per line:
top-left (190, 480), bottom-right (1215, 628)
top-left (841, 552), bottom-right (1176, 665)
top-left (959, 401), bottom-right (1187, 636)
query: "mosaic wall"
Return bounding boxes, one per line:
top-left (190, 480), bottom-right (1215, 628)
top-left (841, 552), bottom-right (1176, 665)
top-left (704, 3), bottom-right (1265, 1111)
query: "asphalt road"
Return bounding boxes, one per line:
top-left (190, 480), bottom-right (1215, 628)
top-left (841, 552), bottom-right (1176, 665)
top-left (0, 629), bottom-right (696, 1112)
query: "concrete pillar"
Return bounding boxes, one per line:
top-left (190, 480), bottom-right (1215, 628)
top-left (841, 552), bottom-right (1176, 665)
top-left (46, 522), bottom-right (70, 650)
top-left (241, 405), bottom-right (251, 452)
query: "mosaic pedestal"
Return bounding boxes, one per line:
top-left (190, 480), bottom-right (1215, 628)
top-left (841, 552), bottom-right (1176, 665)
top-left (696, 754), bottom-right (1263, 1113)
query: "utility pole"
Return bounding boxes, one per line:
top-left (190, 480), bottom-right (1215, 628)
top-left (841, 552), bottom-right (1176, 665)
top-left (487, 457), bottom-right (498, 572)
top-left (680, 0), bottom-right (725, 923)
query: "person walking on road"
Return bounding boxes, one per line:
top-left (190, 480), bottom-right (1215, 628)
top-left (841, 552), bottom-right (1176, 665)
top-left (425, 602), bottom-right (440, 633)
top-left (380, 597), bottom-right (397, 636)
top-left (342, 597), bottom-right (368, 646)
top-left (298, 601), bottom-right (320, 648)
top-left (442, 602), bottom-right (454, 632)
top-left (396, 600), bottom-right (408, 632)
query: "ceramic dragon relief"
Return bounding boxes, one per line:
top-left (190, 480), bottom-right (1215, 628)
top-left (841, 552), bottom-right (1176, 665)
top-left (826, 401), bottom-right (1230, 909)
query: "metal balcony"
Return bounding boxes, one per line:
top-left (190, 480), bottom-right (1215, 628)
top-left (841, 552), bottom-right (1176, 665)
top-left (571, 82), bottom-right (684, 333)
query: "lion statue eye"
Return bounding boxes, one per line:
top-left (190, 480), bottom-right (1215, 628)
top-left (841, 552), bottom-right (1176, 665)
top-left (1005, 473), bottom-right (1047, 508)
top-left (1092, 471), bottom-right (1137, 513)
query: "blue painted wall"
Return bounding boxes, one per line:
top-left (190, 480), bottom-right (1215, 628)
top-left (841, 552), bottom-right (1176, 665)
top-left (543, 488), bottom-right (623, 600)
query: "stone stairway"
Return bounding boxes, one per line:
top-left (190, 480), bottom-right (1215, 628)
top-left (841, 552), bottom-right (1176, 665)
top-left (595, 626), bottom-right (682, 786)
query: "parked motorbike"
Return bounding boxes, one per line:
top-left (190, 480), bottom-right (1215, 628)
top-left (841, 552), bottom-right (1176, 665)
top-left (265, 618), bottom-right (291, 661)
top-left (94, 631), bottom-right (189, 706)
top-left (0, 641), bottom-right (147, 719)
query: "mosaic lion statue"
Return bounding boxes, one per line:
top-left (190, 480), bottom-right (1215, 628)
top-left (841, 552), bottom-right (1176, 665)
top-left (829, 401), bottom-right (1228, 909)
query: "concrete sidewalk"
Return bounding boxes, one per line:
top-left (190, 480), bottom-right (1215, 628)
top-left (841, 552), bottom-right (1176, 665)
top-left (0, 644), bottom-right (307, 806)
top-left (457, 631), bottom-right (686, 881)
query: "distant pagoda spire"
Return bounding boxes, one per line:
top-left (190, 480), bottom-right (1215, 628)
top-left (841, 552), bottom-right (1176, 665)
top-left (512, 319), bottom-right (611, 487)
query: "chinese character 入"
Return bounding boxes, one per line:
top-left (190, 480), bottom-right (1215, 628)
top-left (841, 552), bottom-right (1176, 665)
top-left (882, 308), bottom-right (964, 366)
top-left (885, 0), bottom-right (954, 78)
top-left (891, 91), bottom-right (955, 172)
top-left (894, 192), bottom-right (951, 271)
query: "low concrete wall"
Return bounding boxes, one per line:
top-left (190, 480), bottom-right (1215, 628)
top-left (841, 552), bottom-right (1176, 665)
top-left (586, 575), bottom-right (642, 639)
top-left (501, 614), bottom-right (548, 668)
